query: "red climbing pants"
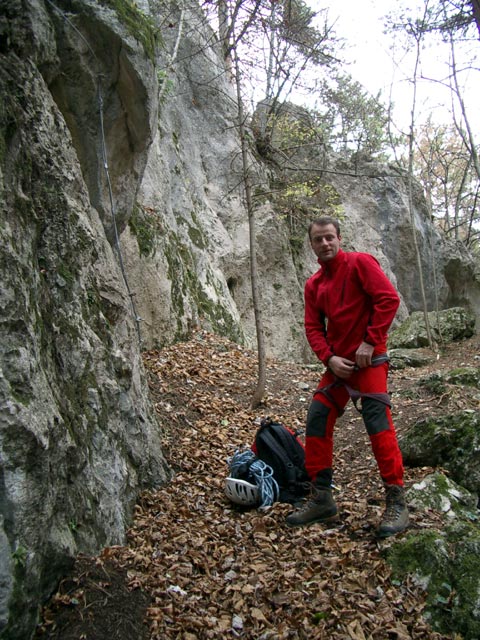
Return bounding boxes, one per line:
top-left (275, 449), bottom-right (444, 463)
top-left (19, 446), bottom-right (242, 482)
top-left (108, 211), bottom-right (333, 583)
top-left (305, 363), bottom-right (404, 488)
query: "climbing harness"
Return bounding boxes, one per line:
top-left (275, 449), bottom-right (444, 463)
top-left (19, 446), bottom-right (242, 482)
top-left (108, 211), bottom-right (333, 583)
top-left (314, 353), bottom-right (392, 415)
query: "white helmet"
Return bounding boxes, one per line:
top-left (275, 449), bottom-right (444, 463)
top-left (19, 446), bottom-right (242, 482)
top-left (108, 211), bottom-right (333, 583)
top-left (224, 477), bottom-right (259, 506)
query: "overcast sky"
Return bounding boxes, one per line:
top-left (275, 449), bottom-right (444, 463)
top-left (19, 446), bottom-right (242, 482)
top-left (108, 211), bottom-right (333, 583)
top-left (318, 0), bottom-right (480, 135)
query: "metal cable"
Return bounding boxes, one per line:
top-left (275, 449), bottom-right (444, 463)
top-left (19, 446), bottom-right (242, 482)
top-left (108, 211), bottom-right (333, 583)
top-left (44, 0), bottom-right (142, 346)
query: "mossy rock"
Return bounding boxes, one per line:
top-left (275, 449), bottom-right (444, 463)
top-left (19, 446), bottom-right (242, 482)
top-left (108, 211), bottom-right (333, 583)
top-left (389, 307), bottom-right (476, 349)
top-left (100, 0), bottom-right (159, 61)
top-left (415, 367), bottom-right (480, 397)
top-left (388, 348), bottom-right (436, 370)
top-left (418, 372), bottom-right (448, 394)
top-left (444, 367), bottom-right (480, 388)
top-left (386, 521), bottom-right (480, 639)
top-left (400, 410), bottom-right (480, 495)
top-left (408, 472), bottom-right (478, 522)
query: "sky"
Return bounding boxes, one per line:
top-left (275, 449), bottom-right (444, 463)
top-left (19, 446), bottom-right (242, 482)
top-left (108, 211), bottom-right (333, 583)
top-left (316, 0), bottom-right (480, 135)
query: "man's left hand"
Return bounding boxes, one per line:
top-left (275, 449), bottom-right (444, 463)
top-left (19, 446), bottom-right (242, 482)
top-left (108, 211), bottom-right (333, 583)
top-left (355, 341), bottom-right (374, 369)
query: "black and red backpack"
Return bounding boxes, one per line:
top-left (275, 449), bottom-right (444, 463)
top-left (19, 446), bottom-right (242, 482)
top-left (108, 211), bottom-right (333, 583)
top-left (252, 417), bottom-right (310, 504)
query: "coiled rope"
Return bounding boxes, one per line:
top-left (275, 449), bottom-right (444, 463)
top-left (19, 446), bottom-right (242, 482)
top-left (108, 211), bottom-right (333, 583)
top-left (227, 449), bottom-right (279, 508)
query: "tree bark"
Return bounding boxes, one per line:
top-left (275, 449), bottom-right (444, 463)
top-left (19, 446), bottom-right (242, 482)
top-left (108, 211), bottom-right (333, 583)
top-left (232, 49), bottom-right (267, 409)
top-left (470, 0), bottom-right (480, 37)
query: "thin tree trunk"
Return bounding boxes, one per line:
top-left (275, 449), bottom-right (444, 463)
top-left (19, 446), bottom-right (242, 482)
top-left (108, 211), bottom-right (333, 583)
top-left (232, 50), bottom-right (267, 409)
top-left (158, 5), bottom-right (185, 104)
top-left (470, 0), bottom-right (480, 37)
top-left (265, 2), bottom-right (277, 101)
top-left (446, 23), bottom-right (480, 183)
top-left (218, 0), bottom-right (233, 76)
top-left (407, 9), bottom-right (434, 348)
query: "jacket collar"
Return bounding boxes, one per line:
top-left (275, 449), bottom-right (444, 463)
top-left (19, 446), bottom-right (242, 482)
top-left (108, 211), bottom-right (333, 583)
top-left (318, 248), bottom-right (345, 274)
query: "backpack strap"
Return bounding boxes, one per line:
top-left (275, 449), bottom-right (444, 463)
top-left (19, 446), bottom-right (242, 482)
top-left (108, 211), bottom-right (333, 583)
top-left (268, 422), bottom-right (302, 455)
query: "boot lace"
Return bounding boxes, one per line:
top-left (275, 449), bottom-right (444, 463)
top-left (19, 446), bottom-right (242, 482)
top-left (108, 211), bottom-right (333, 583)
top-left (383, 488), bottom-right (405, 523)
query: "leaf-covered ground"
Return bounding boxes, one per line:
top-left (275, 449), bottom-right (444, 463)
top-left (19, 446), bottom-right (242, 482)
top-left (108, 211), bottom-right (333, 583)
top-left (35, 331), bottom-right (480, 640)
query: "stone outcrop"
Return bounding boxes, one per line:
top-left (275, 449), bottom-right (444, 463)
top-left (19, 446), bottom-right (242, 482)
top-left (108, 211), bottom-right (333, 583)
top-left (389, 307), bottom-right (476, 349)
top-left (120, 8), bottom-right (480, 360)
top-left (389, 475), bottom-right (480, 639)
top-left (400, 411), bottom-right (480, 496)
top-left (0, 1), bottom-right (169, 637)
top-left (1, 0), bottom-right (479, 638)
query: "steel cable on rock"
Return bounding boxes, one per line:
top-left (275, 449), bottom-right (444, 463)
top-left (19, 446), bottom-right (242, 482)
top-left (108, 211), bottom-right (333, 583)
top-left (44, 0), bottom-right (143, 346)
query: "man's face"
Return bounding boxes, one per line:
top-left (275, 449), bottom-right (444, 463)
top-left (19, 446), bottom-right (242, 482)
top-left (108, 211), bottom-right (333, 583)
top-left (309, 223), bottom-right (341, 262)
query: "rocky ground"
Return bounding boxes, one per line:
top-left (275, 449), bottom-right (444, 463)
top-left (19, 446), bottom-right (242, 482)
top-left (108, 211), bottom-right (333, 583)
top-left (34, 331), bottom-right (480, 640)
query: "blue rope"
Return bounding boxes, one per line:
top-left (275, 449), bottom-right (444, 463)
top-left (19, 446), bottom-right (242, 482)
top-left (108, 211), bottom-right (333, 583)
top-left (227, 449), bottom-right (279, 508)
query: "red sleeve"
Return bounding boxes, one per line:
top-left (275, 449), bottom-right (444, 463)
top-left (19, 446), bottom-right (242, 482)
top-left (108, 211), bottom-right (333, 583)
top-left (355, 255), bottom-right (400, 346)
top-left (304, 276), bottom-right (333, 366)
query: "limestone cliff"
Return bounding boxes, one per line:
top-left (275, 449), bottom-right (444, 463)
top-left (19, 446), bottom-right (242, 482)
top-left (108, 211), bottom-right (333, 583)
top-left (123, 1), bottom-right (479, 362)
top-left (0, 0), bottom-right (479, 638)
top-left (0, 1), bottom-right (170, 637)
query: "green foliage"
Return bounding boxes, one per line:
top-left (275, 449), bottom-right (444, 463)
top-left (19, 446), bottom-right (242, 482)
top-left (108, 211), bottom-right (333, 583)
top-left (392, 0), bottom-right (479, 39)
top-left (274, 178), bottom-right (343, 228)
top-left (12, 545), bottom-right (28, 569)
top-left (252, 104), bottom-right (344, 231)
top-left (128, 204), bottom-right (162, 257)
top-left (276, 0), bottom-right (325, 60)
top-left (419, 372), bottom-right (447, 394)
top-left (316, 74), bottom-right (391, 157)
top-left (100, 0), bottom-right (159, 61)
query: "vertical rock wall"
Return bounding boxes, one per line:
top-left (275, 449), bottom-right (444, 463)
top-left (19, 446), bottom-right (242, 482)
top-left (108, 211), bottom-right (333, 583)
top-left (0, 1), bottom-right (169, 637)
top-left (0, 0), bottom-right (479, 637)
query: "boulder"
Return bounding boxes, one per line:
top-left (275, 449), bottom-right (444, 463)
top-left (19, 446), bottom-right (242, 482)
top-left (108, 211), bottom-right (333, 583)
top-left (386, 520), bottom-right (480, 639)
top-left (385, 473), bottom-right (480, 639)
top-left (407, 472), bottom-right (478, 521)
top-left (388, 348), bottom-right (437, 370)
top-left (389, 307), bottom-right (476, 349)
top-left (399, 411), bottom-right (480, 496)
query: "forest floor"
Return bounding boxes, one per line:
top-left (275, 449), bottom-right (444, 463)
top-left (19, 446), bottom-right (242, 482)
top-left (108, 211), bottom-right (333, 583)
top-left (34, 331), bottom-right (480, 640)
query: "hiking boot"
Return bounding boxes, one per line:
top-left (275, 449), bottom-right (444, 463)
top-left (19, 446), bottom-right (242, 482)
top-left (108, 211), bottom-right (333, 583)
top-left (377, 484), bottom-right (409, 538)
top-left (285, 486), bottom-right (338, 527)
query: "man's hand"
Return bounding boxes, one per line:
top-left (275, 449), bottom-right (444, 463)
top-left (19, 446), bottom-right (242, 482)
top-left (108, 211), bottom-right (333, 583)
top-left (355, 341), bottom-right (374, 369)
top-left (328, 355), bottom-right (355, 379)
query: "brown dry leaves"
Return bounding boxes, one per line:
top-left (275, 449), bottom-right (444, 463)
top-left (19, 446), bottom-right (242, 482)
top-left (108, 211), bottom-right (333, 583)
top-left (104, 330), bottom-right (468, 640)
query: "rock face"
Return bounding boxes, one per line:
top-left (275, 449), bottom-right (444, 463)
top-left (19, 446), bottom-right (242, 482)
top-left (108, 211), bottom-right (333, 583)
top-left (0, 1), bottom-right (169, 637)
top-left (389, 307), bottom-right (476, 348)
top-left (400, 410), bottom-right (480, 496)
top-left (122, 1), bottom-right (310, 361)
top-left (121, 5), bottom-right (480, 361)
top-left (329, 163), bottom-right (480, 320)
top-left (1, 0), bottom-right (479, 638)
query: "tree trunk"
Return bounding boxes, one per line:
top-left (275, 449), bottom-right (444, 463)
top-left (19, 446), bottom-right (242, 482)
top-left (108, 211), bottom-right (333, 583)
top-left (470, 0), bottom-right (480, 37)
top-left (407, 14), bottom-right (434, 349)
top-left (232, 51), bottom-right (267, 409)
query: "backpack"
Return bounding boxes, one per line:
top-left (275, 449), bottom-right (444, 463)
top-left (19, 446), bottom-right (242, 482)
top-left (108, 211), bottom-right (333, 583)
top-left (253, 417), bottom-right (310, 504)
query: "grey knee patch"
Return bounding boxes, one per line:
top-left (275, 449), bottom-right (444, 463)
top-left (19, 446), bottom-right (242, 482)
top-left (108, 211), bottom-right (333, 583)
top-left (306, 400), bottom-right (331, 438)
top-left (362, 397), bottom-right (390, 435)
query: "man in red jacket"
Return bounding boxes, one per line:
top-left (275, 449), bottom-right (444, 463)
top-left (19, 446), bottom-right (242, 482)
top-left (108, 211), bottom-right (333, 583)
top-left (286, 217), bottom-right (408, 537)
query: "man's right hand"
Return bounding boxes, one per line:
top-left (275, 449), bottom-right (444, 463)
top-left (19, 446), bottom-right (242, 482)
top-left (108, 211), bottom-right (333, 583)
top-left (328, 355), bottom-right (355, 379)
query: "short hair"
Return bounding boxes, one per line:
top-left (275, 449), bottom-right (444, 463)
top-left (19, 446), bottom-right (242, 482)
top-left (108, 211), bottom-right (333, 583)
top-left (308, 217), bottom-right (341, 239)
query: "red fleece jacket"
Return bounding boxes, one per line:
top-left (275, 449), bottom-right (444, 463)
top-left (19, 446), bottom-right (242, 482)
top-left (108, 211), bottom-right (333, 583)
top-left (304, 249), bottom-right (400, 366)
